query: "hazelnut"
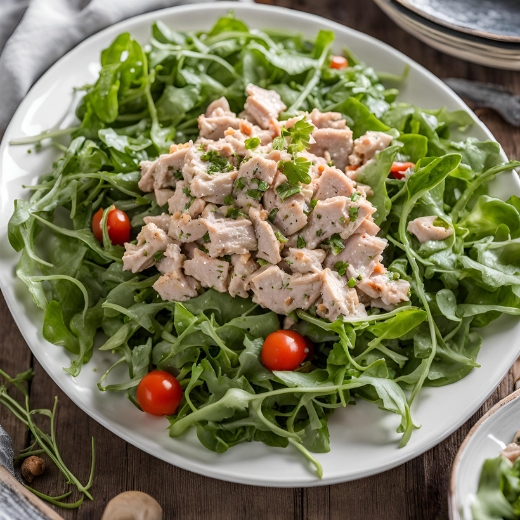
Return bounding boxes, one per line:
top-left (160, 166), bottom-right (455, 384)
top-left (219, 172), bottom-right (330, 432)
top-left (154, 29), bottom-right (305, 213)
top-left (21, 456), bottom-right (46, 483)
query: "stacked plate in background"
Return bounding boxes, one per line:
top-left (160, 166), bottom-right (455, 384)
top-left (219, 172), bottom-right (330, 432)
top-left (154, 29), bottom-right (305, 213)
top-left (372, 0), bottom-right (520, 69)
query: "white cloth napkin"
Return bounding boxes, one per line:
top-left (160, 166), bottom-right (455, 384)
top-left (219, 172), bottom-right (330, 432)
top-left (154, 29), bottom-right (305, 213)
top-left (0, 0), bottom-right (244, 135)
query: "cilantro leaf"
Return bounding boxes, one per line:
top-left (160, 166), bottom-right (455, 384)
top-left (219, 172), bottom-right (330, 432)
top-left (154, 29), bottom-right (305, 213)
top-left (297, 235), bottom-right (306, 248)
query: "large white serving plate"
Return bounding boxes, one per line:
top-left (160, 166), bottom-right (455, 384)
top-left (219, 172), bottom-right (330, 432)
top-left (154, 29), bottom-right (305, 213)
top-left (1, 2), bottom-right (519, 487)
top-left (450, 389), bottom-right (520, 520)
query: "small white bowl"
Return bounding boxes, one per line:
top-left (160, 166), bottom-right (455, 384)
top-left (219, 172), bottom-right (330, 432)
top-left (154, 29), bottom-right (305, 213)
top-left (450, 387), bottom-right (520, 520)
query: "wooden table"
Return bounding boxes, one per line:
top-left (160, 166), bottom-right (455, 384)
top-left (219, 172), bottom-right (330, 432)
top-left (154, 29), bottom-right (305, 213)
top-left (1, 1), bottom-right (520, 518)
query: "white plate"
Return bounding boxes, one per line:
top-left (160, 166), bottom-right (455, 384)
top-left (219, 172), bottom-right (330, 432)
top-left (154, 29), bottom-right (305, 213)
top-left (450, 389), bottom-right (520, 520)
top-left (1, 2), bottom-right (520, 487)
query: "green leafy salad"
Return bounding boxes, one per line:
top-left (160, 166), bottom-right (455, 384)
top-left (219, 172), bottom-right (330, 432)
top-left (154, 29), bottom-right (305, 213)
top-left (8, 13), bottom-right (520, 477)
top-left (472, 431), bottom-right (520, 519)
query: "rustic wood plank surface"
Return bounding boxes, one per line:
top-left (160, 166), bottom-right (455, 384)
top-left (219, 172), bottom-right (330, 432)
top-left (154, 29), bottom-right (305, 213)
top-left (1, 1), bottom-right (520, 519)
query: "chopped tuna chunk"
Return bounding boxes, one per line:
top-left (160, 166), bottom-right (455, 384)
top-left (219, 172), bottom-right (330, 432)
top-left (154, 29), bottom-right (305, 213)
top-left (313, 166), bottom-right (356, 200)
top-left (317, 269), bottom-right (367, 321)
top-left (205, 217), bottom-right (257, 258)
top-left (348, 131), bottom-right (393, 167)
top-left (143, 214), bottom-right (172, 233)
top-left (155, 188), bottom-right (176, 207)
top-left (299, 196), bottom-right (351, 249)
top-left (168, 181), bottom-right (206, 217)
top-left (183, 249), bottom-right (230, 293)
top-left (169, 212), bottom-right (207, 243)
top-left (355, 216), bottom-right (380, 236)
top-left (262, 175), bottom-right (308, 236)
top-left (407, 216), bottom-right (453, 243)
top-left (233, 155), bottom-right (278, 209)
top-left (153, 244), bottom-right (199, 302)
top-left (205, 97), bottom-right (232, 117)
top-left (285, 248), bottom-right (325, 274)
top-left (122, 223), bottom-right (174, 273)
top-left (249, 207), bottom-right (283, 265)
top-left (249, 265), bottom-right (322, 315)
top-left (339, 197), bottom-right (378, 239)
top-left (182, 148), bottom-right (209, 183)
top-left (198, 112), bottom-right (241, 141)
top-left (309, 109), bottom-right (347, 129)
top-left (244, 84), bottom-right (287, 130)
top-left (228, 254), bottom-right (258, 298)
top-left (357, 274), bottom-right (410, 307)
top-left (309, 128), bottom-right (353, 171)
top-left (138, 146), bottom-right (189, 193)
top-left (324, 233), bottom-right (387, 279)
top-left (190, 170), bottom-right (238, 205)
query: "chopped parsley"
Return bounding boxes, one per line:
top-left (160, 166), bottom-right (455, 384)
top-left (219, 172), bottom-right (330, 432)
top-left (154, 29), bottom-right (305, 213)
top-left (226, 206), bottom-right (248, 219)
top-left (322, 233), bottom-right (345, 255)
top-left (244, 136), bottom-right (261, 150)
top-left (297, 235), bottom-right (306, 248)
top-left (200, 150), bottom-right (233, 174)
top-left (316, 229), bottom-right (323, 237)
top-left (234, 177), bottom-right (248, 190)
top-left (281, 157), bottom-right (312, 185)
top-left (246, 179), bottom-right (269, 200)
top-left (351, 191), bottom-right (361, 202)
top-left (334, 261), bottom-right (349, 276)
top-left (153, 251), bottom-right (164, 262)
top-left (347, 277), bottom-right (357, 288)
top-left (275, 231), bottom-right (288, 243)
top-left (349, 207), bottom-right (359, 221)
top-left (224, 194), bottom-right (234, 205)
top-left (276, 181), bottom-right (301, 201)
top-left (268, 208), bottom-right (279, 222)
top-left (272, 136), bottom-right (285, 150)
top-left (257, 258), bottom-right (270, 266)
top-left (284, 117), bottom-right (314, 155)
top-left (246, 189), bottom-right (263, 200)
top-left (202, 231), bottom-right (211, 243)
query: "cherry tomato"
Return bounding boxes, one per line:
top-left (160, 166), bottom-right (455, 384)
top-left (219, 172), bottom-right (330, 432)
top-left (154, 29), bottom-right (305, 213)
top-left (390, 161), bottom-right (415, 180)
top-left (136, 370), bottom-right (182, 416)
top-left (330, 55), bottom-right (348, 70)
top-left (92, 207), bottom-right (131, 246)
top-left (261, 330), bottom-right (308, 371)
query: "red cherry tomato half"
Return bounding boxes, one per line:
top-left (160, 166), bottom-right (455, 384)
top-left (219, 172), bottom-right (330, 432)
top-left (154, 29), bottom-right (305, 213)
top-left (261, 330), bottom-right (308, 371)
top-left (330, 55), bottom-right (348, 70)
top-left (390, 161), bottom-right (415, 180)
top-left (136, 370), bottom-right (183, 416)
top-left (92, 207), bottom-right (131, 246)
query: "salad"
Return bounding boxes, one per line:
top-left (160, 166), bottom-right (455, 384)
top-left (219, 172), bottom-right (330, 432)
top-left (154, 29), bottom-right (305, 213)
top-left (8, 13), bottom-right (520, 478)
top-left (472, 430), bottom-right (520, 519)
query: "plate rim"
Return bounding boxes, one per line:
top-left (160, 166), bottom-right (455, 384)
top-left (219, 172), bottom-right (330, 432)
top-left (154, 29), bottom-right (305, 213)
top-left (393, 0), bottom-right (520, 43)
top-left (0, 0), bottom-right (518, 487)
